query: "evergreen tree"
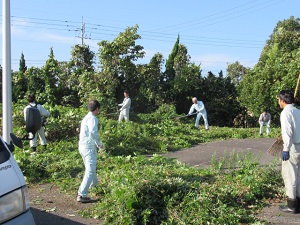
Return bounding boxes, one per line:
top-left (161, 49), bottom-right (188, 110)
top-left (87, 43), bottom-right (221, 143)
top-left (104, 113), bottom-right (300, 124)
top-left (164, 35), bottom-right (180, 83)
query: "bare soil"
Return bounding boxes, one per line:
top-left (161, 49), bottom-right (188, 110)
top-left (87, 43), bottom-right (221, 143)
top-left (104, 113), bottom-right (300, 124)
top-left (29, 183), bottom-right (102, 225)
top-left (28, 138), bottom-right (300, 225)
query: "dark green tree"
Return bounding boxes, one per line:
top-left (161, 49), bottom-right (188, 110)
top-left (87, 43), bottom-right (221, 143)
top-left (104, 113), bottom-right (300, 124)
top-left (164, 35), bottom-right (180, 87)
top-left (200, 71), bottom-right (240, 126)
top-left (135, 53), bottom-right (165, 113)
top-left (12, 53), bottom-right (28, 101)
top-left (97, 25), bottom-right (145, 113)
top-left (239, 16), bottom-right (300, 124)
top-left (69, 44), bottom-right (95, 73)
top-left (25, 67), bottom-right (44, 96)
top-left (41, 47), bottom-right (60, 105)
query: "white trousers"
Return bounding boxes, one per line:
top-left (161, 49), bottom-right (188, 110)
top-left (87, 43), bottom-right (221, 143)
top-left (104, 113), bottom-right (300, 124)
top-left (78, 147), bottom-right (98, 197)
top-left (118, 112), bottom-right (130, 122)
top-left (195, 112), bottom-right (209, 129)
top-left (29, 127), bottom-right (47, 147)
top-left (282, 144), bottom-right (300, 199)
top-left (259, 122), bottom-right (270, 135)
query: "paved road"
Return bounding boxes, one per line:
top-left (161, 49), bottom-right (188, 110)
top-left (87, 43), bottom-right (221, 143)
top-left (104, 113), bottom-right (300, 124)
top-left (163, 137), bottom-right (279, 168)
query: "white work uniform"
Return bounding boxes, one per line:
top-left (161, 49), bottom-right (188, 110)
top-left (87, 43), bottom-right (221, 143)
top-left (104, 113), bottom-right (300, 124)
top-left (78, 112), bottom-right (103, 197)
top-left (259, 112), bottom-right (271, 135)
top-left (281, 104), bottom-right (300, 199)
top-left (24, 102), bottom-right (50, 147)
top-left (118, 97), bottom-right (131, 122)
top-left (188, 101), bottom-right (209, 129)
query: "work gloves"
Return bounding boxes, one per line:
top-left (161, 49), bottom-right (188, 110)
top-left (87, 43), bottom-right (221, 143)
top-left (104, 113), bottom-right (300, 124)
top-left (282, 151), bottom-right (290, 161)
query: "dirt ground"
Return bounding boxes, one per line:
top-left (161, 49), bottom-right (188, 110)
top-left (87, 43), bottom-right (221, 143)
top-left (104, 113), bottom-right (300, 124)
top-left (28, 138), bottom-right (300, 225)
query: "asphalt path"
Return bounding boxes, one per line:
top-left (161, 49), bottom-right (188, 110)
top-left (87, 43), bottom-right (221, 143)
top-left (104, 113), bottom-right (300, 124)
top-left (163, 137), bottom-right (279, 168)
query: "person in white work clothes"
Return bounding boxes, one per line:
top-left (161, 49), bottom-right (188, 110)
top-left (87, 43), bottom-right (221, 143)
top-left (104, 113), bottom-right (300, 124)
top-left (187, 97), bottom-right (209, 130)
top-left (77, 100), bottom-right (104, 203)
top-left (118, 90), bottom-right (131, 122)
top-left (23, 93), bottom-right (50, 152)
top-left (258, 110), bottom-right (271, 135)
top-left (277, 89), bottom-right (300, 214)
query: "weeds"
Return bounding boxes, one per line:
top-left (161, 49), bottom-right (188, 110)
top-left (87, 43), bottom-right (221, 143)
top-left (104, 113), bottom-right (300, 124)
top-left (8, 103), bottom-right (283, 224)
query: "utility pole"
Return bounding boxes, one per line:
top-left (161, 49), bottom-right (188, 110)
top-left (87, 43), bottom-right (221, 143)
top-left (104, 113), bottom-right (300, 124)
top-left (77, 16), bottom-right (90, 46)
top-left (81, 16), bottom-right (85, 46)
top-left (2, 0), bottom-right (12, 144)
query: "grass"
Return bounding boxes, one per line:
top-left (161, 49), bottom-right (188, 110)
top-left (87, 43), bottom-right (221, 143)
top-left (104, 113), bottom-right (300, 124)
top-left (9, 104), bottom-right (284, 224)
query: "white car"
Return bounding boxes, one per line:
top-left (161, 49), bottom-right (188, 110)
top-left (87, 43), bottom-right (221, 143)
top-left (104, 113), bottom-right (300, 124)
top-left (0, 104), bottom-right (41, 224)
top-left (0, 135), bottom-right (36, 224)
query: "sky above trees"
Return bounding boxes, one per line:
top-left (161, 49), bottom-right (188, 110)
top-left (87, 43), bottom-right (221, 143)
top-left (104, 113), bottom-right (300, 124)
top-left (0, 0), bottom-right (299, 75)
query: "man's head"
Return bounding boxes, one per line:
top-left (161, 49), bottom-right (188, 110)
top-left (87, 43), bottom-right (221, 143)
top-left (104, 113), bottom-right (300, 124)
top-left (192, 97), bottom-right (197, 104)
top-left (124, 90), bottom-right (129, 97)
top-left (277, 90), bottom-right (294, 109)
top-left (27, 94), bottom-right (35, 103)
top-left (88, 100), bottom-right (101, 114)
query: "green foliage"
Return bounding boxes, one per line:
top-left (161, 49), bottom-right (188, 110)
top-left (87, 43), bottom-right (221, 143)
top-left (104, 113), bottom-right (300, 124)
top-left (77, 153), bottom-right (281, 224)
top-left (134, 53), bottom-right (165, 113)
top-left (8, 101), bottom-right (283, 224)
top-left (165, 35), bottom-right (180, 82)
top-left (239, 16), bottom-right (300, 125)
top-left (226, 61), bottom-right (250, 86)
top-left (201, 72), bottom-right (241, 126)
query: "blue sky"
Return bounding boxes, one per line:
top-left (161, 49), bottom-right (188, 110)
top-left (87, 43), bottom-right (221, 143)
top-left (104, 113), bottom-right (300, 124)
top-left (1, 0), bottom-right (299, 75)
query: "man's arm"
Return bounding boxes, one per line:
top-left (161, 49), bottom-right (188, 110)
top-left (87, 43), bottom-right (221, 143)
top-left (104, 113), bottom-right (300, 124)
top-left (120, 98), bottom-right (131, 111)
top-left (39, 105), bottom-right (50, 117)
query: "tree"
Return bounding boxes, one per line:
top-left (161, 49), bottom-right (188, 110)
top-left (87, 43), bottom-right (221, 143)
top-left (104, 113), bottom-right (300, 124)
top-left (57, 45), bottom-right (96, 107)
top-left (41, 47), bottom-right (60, 105)
top-left (12, 53), bottom-right (28, 101)
top-left (201, 71), bottom-right (240, 126)
top-left (165, 43), bottom-right (203, 113)
top-left (97, 25), bottom-right (145, 113)
top-left (239, 16), bottom-right (300, 124)
top-left (25, 67), bottom-right (44, 96)
top-left (135, 53), bottom-right (165, 113)
top-left (226, 61), bottom-right (249, 86)
top-left (164, 35), bottom-right (180, 85)
top-left (69, 44), bottom-right (95, 73)
top-left (19, 52), bottom-right (27, 73)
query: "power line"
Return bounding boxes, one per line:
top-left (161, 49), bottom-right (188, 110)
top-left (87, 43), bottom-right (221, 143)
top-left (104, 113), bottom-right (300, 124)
top-left (0, 13), bottom-right (267, 48)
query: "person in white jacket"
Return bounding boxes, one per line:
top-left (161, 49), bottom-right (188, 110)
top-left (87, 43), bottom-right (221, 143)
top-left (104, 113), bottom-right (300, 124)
top-left (277, 90), bottom-right (300, 213)
top-left (23, 94), bottom-right (50, 152)
top-left (258, 110), bottom-right (271, 135)
top-left (187, 97), bottom-right (209, 130)
top-left (77, 100), bottom-right (104, 203)
top-left (118, 90), bottom-right (131, 122)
